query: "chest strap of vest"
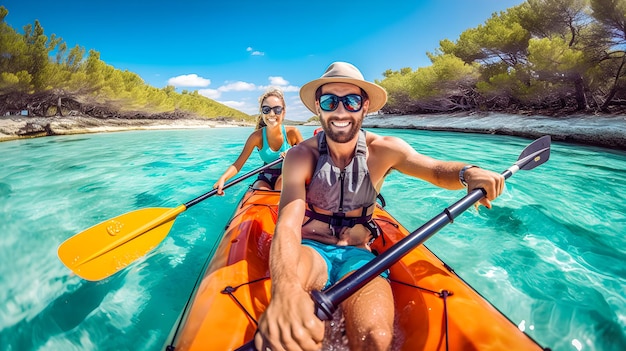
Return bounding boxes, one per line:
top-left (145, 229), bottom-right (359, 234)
top-left (305, 208), bottom-right (371, 227)
top-left (304, 206), bottom-right (379, 240)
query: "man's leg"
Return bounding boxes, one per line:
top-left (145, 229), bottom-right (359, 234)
top-left (298, 245), bottom-right (328, 290)
top-left (341, 276), bottom-right (394, 351)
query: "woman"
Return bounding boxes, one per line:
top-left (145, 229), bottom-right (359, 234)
top-left (213, 88), bottom-right (303, 194)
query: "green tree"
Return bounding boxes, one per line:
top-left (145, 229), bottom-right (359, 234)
top-left (0, 6), bottom-right (31, 93)
top-left (514, 0), bottom-right (587, 44)
top-left (377, 67), bottom-right (415, 112)
top-left (589, 0), bottom-right (626, 110)
top-left (23, 20), bottom-right (61, 91)
top-left (514, 0), bottom-right (590, 109)
top-left (454, 11), bottom-right (531, 67)
top-left (64, 45), bottom-right (85, 72)
top-left (527, 36), bottom-right (589, 109)
top-left (421, 0), bottom-right (598, 112)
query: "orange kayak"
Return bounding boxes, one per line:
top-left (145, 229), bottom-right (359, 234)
top-left (165, 188), bottom-right (547, 350)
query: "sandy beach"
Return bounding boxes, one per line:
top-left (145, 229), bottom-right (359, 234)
top-left (0, 115), bottom-right (254, 142)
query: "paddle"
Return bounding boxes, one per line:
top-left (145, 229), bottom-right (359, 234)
top-left (58, 157), bottom-right (283, 281)
top-left (236, 135), bottom-right (551, 351)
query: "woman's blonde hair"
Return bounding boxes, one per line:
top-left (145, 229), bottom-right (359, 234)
top-left (255, 87), bottom-right (286, 130)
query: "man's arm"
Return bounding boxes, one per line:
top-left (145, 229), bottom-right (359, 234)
top-left (255, 143), bottom-right (324, 351)
top-left (270, 144), bottom-right (309, 294)
top-left (374, 135), bottom-right (505, 208)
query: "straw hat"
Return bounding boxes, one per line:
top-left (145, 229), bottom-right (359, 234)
top-left (299, 62), bottom-right (388, 114)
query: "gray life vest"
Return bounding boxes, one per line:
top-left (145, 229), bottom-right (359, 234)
top-left (304, 130), bottom-right (379, 237)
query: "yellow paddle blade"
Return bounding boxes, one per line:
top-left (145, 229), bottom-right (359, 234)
top-left (58, 205), bottom-right (186, 281)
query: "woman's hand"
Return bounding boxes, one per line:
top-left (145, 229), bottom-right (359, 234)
top-left (213, 178), bottom-right (226, 196)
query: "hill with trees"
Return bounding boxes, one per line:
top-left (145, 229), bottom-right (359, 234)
top-left (0, 6), bottom-right (252, 122)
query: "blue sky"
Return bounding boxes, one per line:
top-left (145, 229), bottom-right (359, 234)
top-left (3, 0), bottom-right (524, 120)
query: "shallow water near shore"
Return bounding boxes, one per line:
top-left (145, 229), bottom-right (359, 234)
top-left (0, 126), bottom-right (624, 351)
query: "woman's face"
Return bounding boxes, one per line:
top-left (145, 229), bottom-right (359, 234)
top-left (261, 95), bottom-right (284, 128)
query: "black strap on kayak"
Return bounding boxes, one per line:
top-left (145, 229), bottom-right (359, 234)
top-left (221, 276), bottom-right (270, 326)
top-left (389, 279), bottom-right (453, 351)
top-left (441, 290), bottom-right (451, 351)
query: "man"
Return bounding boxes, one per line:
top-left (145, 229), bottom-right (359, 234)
top-left (255, 62), bottom-right (505, 351)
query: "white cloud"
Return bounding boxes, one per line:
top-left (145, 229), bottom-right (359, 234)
top-left (289, 94), bottom-right (304, 106)
top-left (167, 74), bottom-right (211, 88)
top-left (246, 46), bottom-right (265, 56)
top-left (258, 84), bottom-right (300, 93)
top-left (198, 88), bottom-right (221, 99)
top-left (218, 99), bottom-right (260, 115)
top-left (178, 74), bottom-right (310, 121)
top-left (269, 76), bottom-right (289, 86)
top-left (259, 76), bottom-right (300, 93)
top-left (280, 85), bottom-right (301, 92)
top-left (218, 81), bottom-right (257, 92)
top-left (219, 100), bottom-right (247, 109)
top-left (258, 76), bottom-right (300, 93)
top-left (287, 95), bottom-right (313, 121)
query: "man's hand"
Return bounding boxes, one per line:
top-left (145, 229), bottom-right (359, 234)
top-left (465, 167), bottom-right (505, 209)
top-left (255, 286), bottom-right (324, 351)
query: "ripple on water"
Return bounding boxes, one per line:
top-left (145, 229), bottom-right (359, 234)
top-left (0, 182), bottom-right (12, 198)
top-left (1, 128), bottom-right (625, 351)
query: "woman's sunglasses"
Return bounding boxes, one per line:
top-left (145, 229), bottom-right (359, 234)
top-left (261, 106), bottom-right (284, 115)
top-left (319, 94), bottom-right (363, 112)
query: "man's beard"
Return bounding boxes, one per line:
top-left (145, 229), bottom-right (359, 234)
top-left (320, 112), bottom-right (364, 143)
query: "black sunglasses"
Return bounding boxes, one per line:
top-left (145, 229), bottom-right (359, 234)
top-left (319, 94), bottom-right (363, 112)
top-left (261, 106), bottom-right (284, 115)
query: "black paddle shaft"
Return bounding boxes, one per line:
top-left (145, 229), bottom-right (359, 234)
top-left (312, 184), bottom-right (488, 319)
top-left (312, 136), bottom-right (551, 320)
top-left (184, 158), bottom-right (283, 209)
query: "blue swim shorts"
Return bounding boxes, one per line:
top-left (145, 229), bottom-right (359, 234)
top-left (301, 239), bottom-right (389, 290)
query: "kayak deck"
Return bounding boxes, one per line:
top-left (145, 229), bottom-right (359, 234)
top-left (166, 188), bottom-right (545, 350)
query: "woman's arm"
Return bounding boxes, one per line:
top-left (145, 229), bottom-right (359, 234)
top-left (213, 130), bottom-right (262, 194)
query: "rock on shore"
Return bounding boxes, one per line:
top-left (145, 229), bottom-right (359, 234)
top-left (363, 112), bottom-right (626, 150)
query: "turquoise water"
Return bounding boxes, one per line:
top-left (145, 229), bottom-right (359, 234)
top-left (0, 126), bottom-right (624, 351)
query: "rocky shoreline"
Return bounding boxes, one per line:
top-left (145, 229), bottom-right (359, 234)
top-left (1, 113), bottom-right (625, 151)
top-left (363, 113), bottom-right (626, 151)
